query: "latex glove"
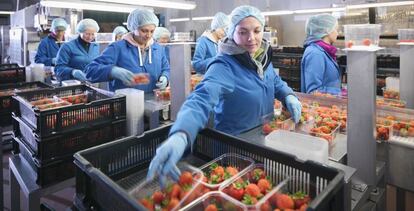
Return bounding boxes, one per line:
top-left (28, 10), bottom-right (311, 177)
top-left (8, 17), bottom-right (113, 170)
top-left (285, 95), bottom-right (302, 124)
top-left (156, 75), bottom-right (168, 89)
top-left (51, 58), bottom-right (57, 65)
top-left (111, 66), bottom-right (134, 86)
top-left (71, 69), bottom-right (87, 81)
top-left (146, 132), bottom-right (188, 187)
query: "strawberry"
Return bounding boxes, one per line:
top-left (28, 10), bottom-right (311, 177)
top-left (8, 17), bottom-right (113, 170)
top-left (276, 193), bottom-right (294, 209)
top-left (251, 168), bottom-right (266, 182)
top-left (151, 191), bottom-right (164, 204)
top-left (139, 198), bottom-right (154, 211)
top-left (228, 182), bottom-right (245, 200)
top-left (257, 178), bottom-right (272, 194)
top-left (204, 204), bottom-right (218, 211)
top-left (170, 184), bottom-right (182, 199)
top-left (245, 183), bottom-right (262, 198)
top-left (242, 194), bottom-right (258, 205)
top-left (167, 198), bottom-right (180, 210)
top-left (225, 166), bottom-right (239, 177)
top-left (291, 191), bottom-right (311, 209)
top-left (179, 171), bottom-right (193, 186)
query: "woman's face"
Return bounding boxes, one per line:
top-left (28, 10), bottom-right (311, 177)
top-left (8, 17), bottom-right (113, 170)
top-left (233, 17), bottom-right (263, 55)
top-left (327, 25), bottom-right (339, 44)
top-left (214, 28), bottom-right (226, 40)
top-left (55, 30), bottom-right (65, 41)
top-left (115, 34), bottom-right (124, 41)
top-left (158, 36), bottom-right (170, 44)
top-left (80, 28), bottom-right (97, 43)
top-left (134, 24), bottom-right (156, 45)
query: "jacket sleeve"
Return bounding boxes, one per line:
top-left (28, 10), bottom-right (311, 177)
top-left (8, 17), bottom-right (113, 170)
top-left (55, 43), bottom-right (74, 81)
top-left (170, 59), bottom-right (235, 142)
top-left (35, 39), bottom-right (53, 66)
top-left (191, 39), bottom-right (214, 74)
top-left (160, 46), bottom-right (170, 80)
top-left (85, 43), bottom-right (119, 83)
top-left (271, 63), bottom-right (295, 104)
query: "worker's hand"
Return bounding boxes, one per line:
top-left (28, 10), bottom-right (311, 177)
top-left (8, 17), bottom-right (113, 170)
top-left (51, 57), bottom-right (57, 65)
top-left (156, 75), bottom-right (168, 89)
top-left (111, 66), bottom-right (134, 86)
top-left (285, 95), bottom-right (302, 123)
top-left (146, 132), bottom-right (188, 187)
top-left (71, 69), bottom-right (88, 81)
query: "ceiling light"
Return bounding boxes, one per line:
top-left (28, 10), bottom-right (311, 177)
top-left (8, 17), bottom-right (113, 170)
top-left (0, 11), bottom-right (14, 15)
top-left (294, 7), bottom-right (345, 14)
top-left (192, 16), bottom-right (214, 21)
top-left (262, 10), bottom-right (294, 16)
top-left (347, 1), bottom-right (414, 9)
top-left (40, 0), bottom-right (141, 13)
top-left (169, 18), bottom-right (190, 22)
top-left (93, 0), bottom-right (196, 10)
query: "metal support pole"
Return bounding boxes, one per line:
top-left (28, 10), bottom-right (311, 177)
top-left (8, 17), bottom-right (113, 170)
top-left (399, 44), bottom-right (414, 109)
top-left (347, 49), bottom-right (378, 186)
top-left (169, 43), bottom-right (192, 121)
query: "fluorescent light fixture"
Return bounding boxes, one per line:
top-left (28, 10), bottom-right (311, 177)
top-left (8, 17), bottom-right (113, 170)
top-left (40, 0), bottom-right (140, 13)
top-left (169, 18), bottom-right (190, 22)
top-left (262, 10), bottom-right (294, 16)
top-left (347, 1), bottom-right (414, 9)
top-left (93, 0), bottom-right (196, 10)
top-left (0, 11), bottom-right (14, 15)
top-left (294, 7), bottom-right (345, 14)
top-left (192, 16), bottom-right (214, 21)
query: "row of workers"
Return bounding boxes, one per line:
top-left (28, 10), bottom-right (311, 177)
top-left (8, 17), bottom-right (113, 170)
top-left (34, 6), bottom-right (341, 183)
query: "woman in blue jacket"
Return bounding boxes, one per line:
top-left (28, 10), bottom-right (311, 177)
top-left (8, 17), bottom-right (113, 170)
top-left (192, 12), bottom-right (230, 74)
top-left (147, 6), bottom-right (302, 182)
top-left (301, 14), bottom-right (341, 94)
top-left (153, 26), bottom-right (171, 61)
top-left (55, 19), bottom-right (100, 81)
top-left (35, 18), bottom-right (67, 66)
top-left (85, 9), bottom-right (169, 93)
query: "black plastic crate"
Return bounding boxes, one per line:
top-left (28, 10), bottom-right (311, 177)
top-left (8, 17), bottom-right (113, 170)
top-left (12, 136), bottom-right (75, 186)
top-left (73, 125), bottom-right (345, 211)
top-left (0, 82), bottom-right (52, 110)
top-left (13, 85), bottom-right (126, 137)
top-left (0, 66), bottom-right (25, 83)
top-left (0, 63), bottom-right (19, 69)
top-left (13, 115), bottom-right (126, 163)
top-left (272, 53), bottom-right (302, 68)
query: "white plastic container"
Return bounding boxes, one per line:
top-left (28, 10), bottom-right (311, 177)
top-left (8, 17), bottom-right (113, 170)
top-left (344, 24), bottom-right (381, 49)
top-left (265, 130), bottom-right (329, 164)
top-left (398, 29), bottom-right (414, 43)
top-left (61, 79), bottom-right (81, 87)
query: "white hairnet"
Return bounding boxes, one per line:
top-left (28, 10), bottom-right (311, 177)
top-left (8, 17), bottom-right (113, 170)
top-left (227, 5), bottom-right (265, 39)
top-left (51, 18), bottom-right (68, 33)
top-left (153, 27), bottom-right (171, 41)
top-left (305, 14), bottom-right (338, 39)
top-left (112, 26), bottom-right (128, 36)
top-left (76, 18), bottom-right (100, 33)
top-left (211, 12), bottom-right (230, 30)
top-left (127, 8), bottom-right (159, 31)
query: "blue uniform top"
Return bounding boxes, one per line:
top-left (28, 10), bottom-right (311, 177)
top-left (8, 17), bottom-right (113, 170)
top-left (55, 36), bottom-right (100, 81)
top-left (192, 35), bottom-right (218, 74)
top-left (301, 42), bottom-right (341, 94)
top-left (35, 35), bottom-right (61, 66)
top-left (170, 39), bottom-right (294, 142)
top-left (85, 39), bottom-right (170, 92)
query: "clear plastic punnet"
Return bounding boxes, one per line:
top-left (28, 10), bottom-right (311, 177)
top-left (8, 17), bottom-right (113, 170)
top-left (180, 191), bottom-right (246, 211)
top-left (398, 29), bottom-right (414, 43)
top-left (344, 24), bottom-right (381, 49)
top-left (262, 111), bottom-right (295, 135)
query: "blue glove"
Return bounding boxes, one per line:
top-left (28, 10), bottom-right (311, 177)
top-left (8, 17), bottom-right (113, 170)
top-left (146, 132), bottom-right (188, 186)
top-left (51, 58), bottom-right (57, 65)
top-left (71, 69), bottom-right (87, 81)
top-left (156, 75), bottom-right (168, 89)
top-left (111, 66), bottom-right (134, 86)
top-left (285, 95), bottom-right (302, 124)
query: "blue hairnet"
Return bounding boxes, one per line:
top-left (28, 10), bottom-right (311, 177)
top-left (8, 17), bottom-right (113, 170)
top-left (153, 27), bottom-right (171, 41)
top-left (211, 12), bottom-right (230, 30)
top-left (127, 8), bottom-right (159, 31)
top-left (51, 18), bottom-right (67, 33)
top-left (305, 14), bottom-right (338, 39)
top-left (76, 18), bottom-right (100, 33)
top-left (113, 26), bottom-right (128, 36)
top-left (227, 5), bottom-right (265, 39)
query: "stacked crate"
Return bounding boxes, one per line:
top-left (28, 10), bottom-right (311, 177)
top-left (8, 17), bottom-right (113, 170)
top-left (12, 84), bottom-right (127, 186)
top-left (272, 47), bottom-right (304, 92)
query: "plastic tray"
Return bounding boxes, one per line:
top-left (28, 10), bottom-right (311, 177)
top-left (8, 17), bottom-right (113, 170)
top-left (132, 73), bottom-right (150, 85)
top-left (198, 153), bottom-right (254, 191)
top-left (13, 115), bottom-right (126, 163)
top-left (73, 125), bottom-right (345, 211)
top-left (382, 87), bottom-right (399, 100)
top-left (219, 163), bottom-right (289, 209)
top-left (377, 97), bottom-right (405, 108)
top-left (130, 163), bottom-right (204, 211)
top-left (262, 112), bottom-right (295, 135)
top-left (256, 177), bottom-right (314, 210)
top-left (13, 85), bottom-right (126, 137)
top-left (12, 137), bottom-right (75, 186)
top-left (181, 191), bottom-right (245, 211)
top-left (0, 66), bottom-right (25, 83)
top-left (153, 87), bottom-right (171, 102)
top-left (376, 117), bottom-right (393, 141)
top-left (301, 118), bottom-right (340, 145)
